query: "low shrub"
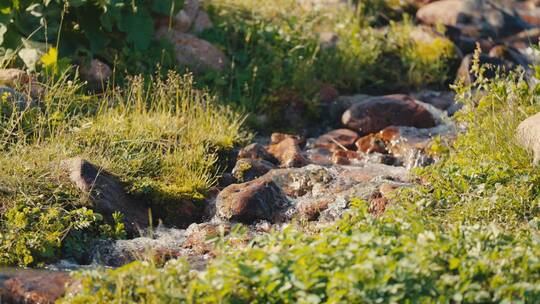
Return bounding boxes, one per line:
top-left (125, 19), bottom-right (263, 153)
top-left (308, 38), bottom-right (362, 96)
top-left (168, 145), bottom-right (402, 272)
top-left (63, 204), bottom-right (540, 303)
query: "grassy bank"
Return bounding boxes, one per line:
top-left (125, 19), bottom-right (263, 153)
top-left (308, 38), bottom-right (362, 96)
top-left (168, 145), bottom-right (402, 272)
top-left (0, 72), bottom-right (247, 266)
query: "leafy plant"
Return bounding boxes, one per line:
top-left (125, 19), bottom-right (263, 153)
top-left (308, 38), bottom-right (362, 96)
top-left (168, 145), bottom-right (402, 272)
top-left (0, 0), bottom-right (182, 73)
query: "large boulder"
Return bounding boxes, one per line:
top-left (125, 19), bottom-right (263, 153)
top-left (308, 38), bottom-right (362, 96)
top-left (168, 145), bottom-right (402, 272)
top-left (417, 0), bottom-right (528, 39)
top-left (341, 94), bottom-right (437, 135)
top-left (61, 157), bottom-right (149, 233)
top-left (517, 112), bottom-right (540, 165)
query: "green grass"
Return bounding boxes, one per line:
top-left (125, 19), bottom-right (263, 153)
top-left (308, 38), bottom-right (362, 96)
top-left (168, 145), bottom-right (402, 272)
top-left (62, 204), bottom-right (540, 303)
top-left (0, 72), bottom-right (248, 266)
top-left (402, 53), bottom-right (540, 229)
top-left (61, 60), bottom-right (540, 303)
top-left (198, 0), bottom-right (457, 131)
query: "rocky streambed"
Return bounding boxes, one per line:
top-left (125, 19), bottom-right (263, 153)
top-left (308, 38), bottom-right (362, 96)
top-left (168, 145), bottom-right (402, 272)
top-left (0, 91), bottom-right (458, 303)
top-left (3, 0), bottom-right (540, 302)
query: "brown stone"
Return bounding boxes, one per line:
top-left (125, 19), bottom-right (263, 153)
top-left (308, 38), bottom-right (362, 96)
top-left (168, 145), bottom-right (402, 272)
top-left (0, 69), bottom-right (30, 87)
top-left (232, 158), bottom-right (277, 183)
top-left (342, 94), bottom-right (437, 135)
top-left (267, 137), bottom-right (309, 168)
top-left (1, 271), bottom-right (75, 304)
top-left (331, 150), bottom-right (363, 165)
top-left (355, 134), bottom-right (387, 154)
top-left (314, 129), bottom-right (359, 151)
top-left (215, 175), bottom-right (289, 223)
top-left (237, 143), bottom-right (278, 164)
top-left (298, 199), bottom-right (333, 221)
top-left (270, 133), bottom-right (306, 147)
top-left (61, 157), bottom-right (149, 233)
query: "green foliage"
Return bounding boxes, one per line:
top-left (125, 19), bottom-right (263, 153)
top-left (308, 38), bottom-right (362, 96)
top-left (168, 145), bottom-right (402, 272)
top-left (0, 0), bottom-right (182, 73)
top-left (0, 72), bottom-right (248, 266)
top-left (63, 204), bottom-right (540, 303)
top-left (200, 0), bottom-right (456, 131)
top-left (401, 51), bottom-right (540, 229)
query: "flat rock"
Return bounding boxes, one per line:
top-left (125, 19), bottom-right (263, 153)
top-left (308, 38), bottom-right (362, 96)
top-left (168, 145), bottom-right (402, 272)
top-left (313, 129), bottom-right (359, 151)
top-left (341, 94), bottom-right (437, 135)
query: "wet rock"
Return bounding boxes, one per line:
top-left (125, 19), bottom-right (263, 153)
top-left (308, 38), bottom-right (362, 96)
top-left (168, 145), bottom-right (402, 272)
top-left (168, 33), bottom-right (229, 73)
top-left (331, 150), bottom-right (363, 165)
top-left (237, 143), bottom-right (278, 164)
top-left (378, 126), bottom-right (442, 168)
top-left (516, 112), bottom-right (540, 164)
top-left (456, 53), bottom-right (511, 85)
top-left (355, 134), bottom-right (387, 154)
top-left (80, 59), bottom-right (112, 90)
top-left (267, 136), bottom-right (309, 168)
top-left (215, 175), bottom-right (290, 223)
top-left (183, 222), bottom-right (231, 254)
top-left (313, 129), bottom-right (359, 151)
top-left (417, 0), bottom-right (528, 39)
top-left (232, 158), bottom-right (277, 183)
top-left (341, 94), bottom-right (437, 135)
top-left (92, 226), bottom-right (202, 267)
top-left (0, 269), bottom-right (75, 304)
top-left (305, 147), bottom-right (334, 166)
top-left (503, 28), bottom-right (540, 50)
top-left (0, 69), bottom-right (30, 87)
top-left (61, 157), bottom-right (149, 233)
top-left (271, 164), bottom-right (412, 221)
top-left (515, 0), bottom-right (540, 26)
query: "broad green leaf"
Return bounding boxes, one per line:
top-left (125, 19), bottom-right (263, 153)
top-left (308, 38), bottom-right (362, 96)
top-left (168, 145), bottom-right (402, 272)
top-left (119, 10), bottom-right (154, 50)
